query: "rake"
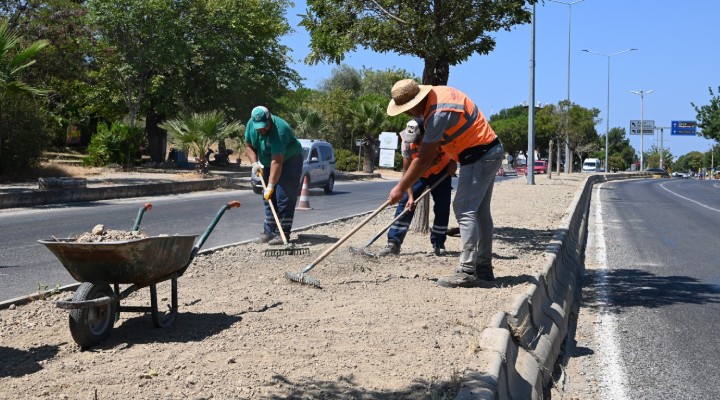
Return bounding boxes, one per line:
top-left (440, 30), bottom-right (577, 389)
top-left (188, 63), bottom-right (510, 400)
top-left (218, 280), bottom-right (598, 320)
top-left (349, 173), bottom-right (449, 258)
top-left (285, 199), bottom-right (392, 288)
top-left (256, 172), bottom-right (310, 257)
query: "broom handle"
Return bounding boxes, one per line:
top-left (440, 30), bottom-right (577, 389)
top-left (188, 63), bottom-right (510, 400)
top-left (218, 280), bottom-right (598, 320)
top-left (257, 172), bottom-right (290, 245)
top-left (362, 173), bottom-right (449, 248)
top-left (302, 199), bottom-right (391, 274)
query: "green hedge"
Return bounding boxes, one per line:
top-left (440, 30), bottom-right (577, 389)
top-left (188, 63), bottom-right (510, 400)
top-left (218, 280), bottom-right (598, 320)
top-left (84, 122), bottom-right (145, 167)
top-left (0, 97), bottom-right (53, 175)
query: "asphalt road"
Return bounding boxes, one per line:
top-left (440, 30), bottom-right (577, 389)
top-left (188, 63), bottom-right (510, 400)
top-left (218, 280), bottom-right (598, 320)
top-left (0, 179), bottom-right (401, 301)
top-left (591, 178), bottom-right (720, 399)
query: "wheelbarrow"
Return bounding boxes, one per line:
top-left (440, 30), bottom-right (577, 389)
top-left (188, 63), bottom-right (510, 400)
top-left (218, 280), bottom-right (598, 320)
top-left (37, 200), bottom-right (241, 349)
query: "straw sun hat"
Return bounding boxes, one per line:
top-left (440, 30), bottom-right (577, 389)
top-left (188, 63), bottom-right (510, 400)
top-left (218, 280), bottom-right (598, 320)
top-left (386, 79), bottom-right (432, 116)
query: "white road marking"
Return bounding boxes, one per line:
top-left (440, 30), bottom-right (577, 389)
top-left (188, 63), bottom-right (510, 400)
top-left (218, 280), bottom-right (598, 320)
top-left (660, 182), bottom-right (720, 213)
top-left (593, 182), bottom-right (630, 400)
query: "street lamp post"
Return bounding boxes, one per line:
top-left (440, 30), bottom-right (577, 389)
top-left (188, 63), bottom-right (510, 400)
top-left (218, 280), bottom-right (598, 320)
top-left (630, 89), bottom-right (653, 170)
top-left (549, 0), bottom-right (586, 174)
top-left (582, 48), bottom-right (637, 173)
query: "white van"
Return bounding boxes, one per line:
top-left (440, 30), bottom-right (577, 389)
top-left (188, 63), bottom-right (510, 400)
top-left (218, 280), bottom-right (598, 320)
top-left (582, 158), bottom-right (601, 173)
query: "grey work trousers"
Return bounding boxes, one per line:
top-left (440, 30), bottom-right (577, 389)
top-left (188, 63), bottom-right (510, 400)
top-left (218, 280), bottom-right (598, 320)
top-left (452, 142), bottom-right (505, 274)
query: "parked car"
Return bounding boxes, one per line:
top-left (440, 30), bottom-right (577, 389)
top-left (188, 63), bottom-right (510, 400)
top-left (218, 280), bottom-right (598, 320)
top-left (644, 168), bottom-right (669, 178)
top-left (251, 139), bottom-right (336, 194)
top-left (534, 160), bottom-right (548, 174)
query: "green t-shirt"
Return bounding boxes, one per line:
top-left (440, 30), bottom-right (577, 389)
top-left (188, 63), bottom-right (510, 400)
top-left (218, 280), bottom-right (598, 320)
top-left (244, 115), bottom-right (302, 167)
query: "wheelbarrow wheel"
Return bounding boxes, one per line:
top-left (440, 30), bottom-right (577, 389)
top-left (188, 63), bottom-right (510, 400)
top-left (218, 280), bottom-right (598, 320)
top-left (69, 281), bottom-right (117, 350)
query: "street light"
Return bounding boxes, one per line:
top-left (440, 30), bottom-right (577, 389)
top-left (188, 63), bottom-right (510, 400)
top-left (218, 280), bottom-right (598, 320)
top-left (630, 89), bottom-right (653, 170)
top-left (549, 0), bottom-right (587, 173)
top-left (582, 48), bottom-right (637, 173)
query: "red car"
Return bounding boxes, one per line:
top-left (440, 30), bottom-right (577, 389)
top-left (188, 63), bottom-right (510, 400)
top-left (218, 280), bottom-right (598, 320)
top-left (534, 160), bottom-right (548, 174)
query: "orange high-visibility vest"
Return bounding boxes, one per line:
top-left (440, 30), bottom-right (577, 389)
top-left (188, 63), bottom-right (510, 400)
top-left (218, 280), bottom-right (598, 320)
top-left (403, 140), bottom-right (450, 178)
top-left (423, 86), bottom-right (497, 162)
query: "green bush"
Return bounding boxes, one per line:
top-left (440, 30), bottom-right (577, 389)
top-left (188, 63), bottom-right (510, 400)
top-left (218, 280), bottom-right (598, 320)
top-left (84, 122), bottom-right (145, 167)
top-left (0, 97), bottom-right (53, 175)
top-left (334, 148), bottom-right (360, 172)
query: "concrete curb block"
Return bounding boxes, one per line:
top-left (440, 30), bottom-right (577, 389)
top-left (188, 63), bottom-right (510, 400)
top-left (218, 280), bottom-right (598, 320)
top-left (0, 172), bottom-right (383, 209)
top-left (456, 173), bottom-right (639, 399)
top-left (0, 178), bottom-right (228, 208)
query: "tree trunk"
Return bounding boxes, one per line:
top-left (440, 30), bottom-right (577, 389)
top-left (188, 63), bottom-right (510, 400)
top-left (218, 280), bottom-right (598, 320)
top-left (362, 135), bottom-right (374, 173)
top-left (145, 111), bottom-right (167, 163)
top-left (422, 56), bottom-right (450, 85)
top-left (409, 195), bottom-right (430, 234)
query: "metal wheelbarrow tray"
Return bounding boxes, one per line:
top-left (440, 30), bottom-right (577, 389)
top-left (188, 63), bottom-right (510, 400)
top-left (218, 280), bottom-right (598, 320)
top-left (39, 235), bottom-right (198, 286)
top-left (38, 201), bottom-right (240, 350)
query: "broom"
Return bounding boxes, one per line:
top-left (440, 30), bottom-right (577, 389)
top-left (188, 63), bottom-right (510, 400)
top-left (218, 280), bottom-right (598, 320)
top-left (348, 173), bottom-right (449, 257)
top-left (256, 172), bottom-right (310, 257)
top-left (285, 199), bottom-right (392, 288)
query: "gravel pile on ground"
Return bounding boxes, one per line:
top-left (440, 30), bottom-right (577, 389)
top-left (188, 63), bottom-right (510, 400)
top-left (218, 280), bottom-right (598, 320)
top-left (0, 173), bottom-right (585, 400)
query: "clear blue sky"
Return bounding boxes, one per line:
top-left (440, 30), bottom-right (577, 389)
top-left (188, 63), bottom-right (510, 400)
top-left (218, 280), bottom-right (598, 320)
top-left (281, 0), bottom-right (718, 159)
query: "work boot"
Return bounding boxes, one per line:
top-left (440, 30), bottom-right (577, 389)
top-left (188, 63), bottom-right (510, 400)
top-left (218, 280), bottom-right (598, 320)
top-left (268, 235), bottom-right (285, 246)
top-left (436, 272), bottom-right (481, 288)
top-left (475, 265), bottom-right (495, 281)
top-left (433, 245), bottom-right (448, 256)
top-left (253, 232), bottom-right (274, 244)
top-left (377, 242), bottom-right (400, 257)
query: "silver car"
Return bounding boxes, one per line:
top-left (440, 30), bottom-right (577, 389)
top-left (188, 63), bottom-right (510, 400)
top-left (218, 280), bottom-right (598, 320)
top-left (252, 139), bottom-right (336, 194)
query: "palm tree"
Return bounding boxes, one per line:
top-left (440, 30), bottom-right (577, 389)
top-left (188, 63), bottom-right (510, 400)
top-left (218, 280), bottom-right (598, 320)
top-left (291, 109), bottom-right (327, 139)
top-left (0, 20), bottom-right (49, 158)
top-left (349, 101), bottom-right (385, 173)
top-left (159, 110), bottom-right (242, 173)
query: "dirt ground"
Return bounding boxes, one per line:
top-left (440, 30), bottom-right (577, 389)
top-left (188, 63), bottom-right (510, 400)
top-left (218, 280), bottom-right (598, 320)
top-left (0, 172), bottom-right (589, 400)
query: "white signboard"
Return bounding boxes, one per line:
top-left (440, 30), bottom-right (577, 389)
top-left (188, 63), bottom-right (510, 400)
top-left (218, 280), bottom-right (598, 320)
top-left (379, 131), bottom-right (398, 149)
top-left (629, 120), bottom-right (655, 135)
top-left (379, 148), bottom-right (395, 168)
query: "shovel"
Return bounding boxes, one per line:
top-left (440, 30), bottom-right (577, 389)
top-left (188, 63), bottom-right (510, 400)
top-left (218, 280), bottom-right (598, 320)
top-left (348, 173), bottom-right (449, 258)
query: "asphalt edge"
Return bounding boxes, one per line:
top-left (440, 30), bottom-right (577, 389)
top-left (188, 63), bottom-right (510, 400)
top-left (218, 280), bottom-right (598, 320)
top-left (455, 172), bottom-right (641, 399)
top-left (0, 171), bottom-right (383, 209)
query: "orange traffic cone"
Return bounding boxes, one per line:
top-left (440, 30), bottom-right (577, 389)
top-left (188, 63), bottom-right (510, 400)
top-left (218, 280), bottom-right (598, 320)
top-left (296, 175), bottom-right (312, 210)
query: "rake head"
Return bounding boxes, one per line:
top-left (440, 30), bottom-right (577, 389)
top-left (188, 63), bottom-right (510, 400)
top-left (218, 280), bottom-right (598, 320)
top-left (285, 271), bottom-right (322, 288)
top-left (264, 246), bottom-right (310, 257)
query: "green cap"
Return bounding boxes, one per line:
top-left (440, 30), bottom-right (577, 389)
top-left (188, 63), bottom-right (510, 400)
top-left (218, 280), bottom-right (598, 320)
top-left (251, 106), bottom-right (270, 129)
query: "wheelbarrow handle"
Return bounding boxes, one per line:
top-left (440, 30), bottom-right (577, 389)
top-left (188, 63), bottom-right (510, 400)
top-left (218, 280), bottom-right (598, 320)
top-left (190, 200), bottom-right (241, 258)
top-left (131, 203), bottom-right (153, 231)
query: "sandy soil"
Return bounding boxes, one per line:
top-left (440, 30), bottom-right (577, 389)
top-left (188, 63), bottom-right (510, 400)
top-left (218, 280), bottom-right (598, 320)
top-left (0, 172), bottom-right (587, 400)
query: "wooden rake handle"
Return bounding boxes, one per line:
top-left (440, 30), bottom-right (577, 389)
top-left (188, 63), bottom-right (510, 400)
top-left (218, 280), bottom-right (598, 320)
top-left (257, 172), bottom-right (290, 245)
top-left (302, 199), bottom-right (391, 274)
top-left (362, 173), bottom-right (450, 248)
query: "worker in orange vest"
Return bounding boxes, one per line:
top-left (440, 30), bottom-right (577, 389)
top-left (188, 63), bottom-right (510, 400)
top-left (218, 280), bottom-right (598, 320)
top-left (386, 79), bottom-right (504, 288)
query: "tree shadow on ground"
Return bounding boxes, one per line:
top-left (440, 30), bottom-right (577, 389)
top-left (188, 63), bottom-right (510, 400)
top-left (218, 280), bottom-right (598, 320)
top-left (581, 268), bottom-right (720, 311)
top-left (0, 345), bottom-right (61, 378)
top-left (257, 373), bottom-right (461, 400)
top-left (93, 304), bottom-right (281, 350)
top-left (494, 226), bottom-right (557, 253)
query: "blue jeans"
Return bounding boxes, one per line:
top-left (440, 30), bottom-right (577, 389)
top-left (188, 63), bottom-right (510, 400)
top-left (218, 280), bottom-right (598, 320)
top-left (387, 170), bottom-right (452, 248)
top-left (453, 142), bottom-right (504, 274)
top-left (262, 153), bottom-right (302, 237)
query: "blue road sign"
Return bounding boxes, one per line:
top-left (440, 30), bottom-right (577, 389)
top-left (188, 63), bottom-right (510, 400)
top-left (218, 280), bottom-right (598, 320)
top-left (671, 120), bottom-right (697, 135)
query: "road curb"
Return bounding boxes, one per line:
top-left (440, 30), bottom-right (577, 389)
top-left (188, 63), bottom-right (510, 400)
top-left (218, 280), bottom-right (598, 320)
top-left (456, 172), bottom-right (640, 399)
top-left (0, 172), bottom-right (384, 209)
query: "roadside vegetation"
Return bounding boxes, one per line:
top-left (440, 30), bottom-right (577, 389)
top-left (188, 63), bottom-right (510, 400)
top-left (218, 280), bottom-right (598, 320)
top-left (1, 1), bottom-right (718, 180)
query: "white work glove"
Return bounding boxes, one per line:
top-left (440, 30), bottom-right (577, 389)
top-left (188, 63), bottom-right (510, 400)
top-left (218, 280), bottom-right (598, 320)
top-left (263, 183), bottom-right (275, 201)
top-left (251, 161), bottom-right (264, 177)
